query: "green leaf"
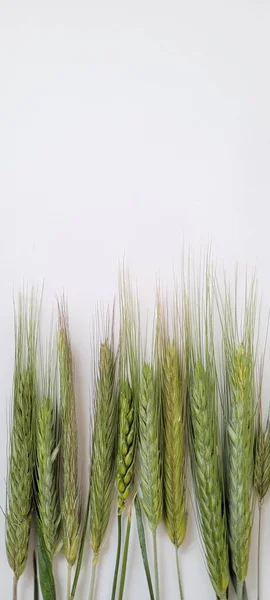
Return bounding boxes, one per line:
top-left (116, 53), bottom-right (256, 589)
top-left (135, 496), bottom-right (155, 600)
top-left (36, 521), bottom-right (56, 600)
top-left (33, 551), bottom-right (39, 600)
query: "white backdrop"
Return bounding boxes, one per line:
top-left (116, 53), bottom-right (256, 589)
top-left (1, 2), bottom-right (270, 598)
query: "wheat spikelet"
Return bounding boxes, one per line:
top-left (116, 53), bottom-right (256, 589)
top-left (58, 304), bottom-right (80, 567)
top-left (36, 384), bottom-right (61, 559)
top-left (89, 338), bottom-right (117, 561)
top-left (162, 339), bottom-right (187, 549)
top-left (139, 362), bottom-right (162, 532)
top-left (116, 380), bottom-right (135, 515)
top-left (6, 293), bottom-right (38, 585)
top-left (254, 419), bottom-right (270, 505)
top-left (190, 360), bottom-right (229, 598)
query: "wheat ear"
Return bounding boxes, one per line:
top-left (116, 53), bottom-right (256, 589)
top-left (139, 362), bottom-right (162, 600)
top-left (111, 271), bottom-right (139, 600)
top-left (89, 333), bottom-right (117, 599)
top-left (58, 302), bottom-right (80, 598)
top-left (162, 339), bottom-right (187, 598)
top-left (36, 351), bottom-right (61, 559)
top-left (6, 293), bottom-right (38, 598)
top-left (221, 281), bottom-right (256, 599)
top-left (190, 360), bottom-right (229, 599)
top-left (254, 368), bottom-right (270, 600)
top-left (187, 266), bottom-right (229, 599)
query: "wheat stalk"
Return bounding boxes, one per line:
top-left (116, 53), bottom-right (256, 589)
top-left (139, 361), bottom-right (162, 600)
top-left (6, 292), bottom-right (39, 599)
top-left (58, 302), bottom-right (80, 598)
top-left (36, 349), bottom-right (61, 559)
top-left (89, 327), bottom-right (117, 599)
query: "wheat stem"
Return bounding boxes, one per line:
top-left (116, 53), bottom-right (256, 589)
top-left (236, 580), bottom-right (243, 600)
top-left (89, 561), bottom-right (97, 600)
top-left (175, 546), bottom-right (184, 600)
top-left (152, 529), bottom-right (160, 600)
top-left (67, 564), bottom-right (72, 600)
top-left (257, 503), bottom-right (262, 600)
top-left (118, 510), bottom-right (132, 600)
top-left (111, 515), bottom-right (122, 600)
top-left (13, 575), bottom-right (18, 600)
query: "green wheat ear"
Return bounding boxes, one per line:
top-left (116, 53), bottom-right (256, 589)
top-left (188, 271), bottom-right (229, 600)
top-left (89, 337), bottom-right (117, 561)
top-left (162, 339), bottom-right (187, 548)
top-left (36, 344), bottom-right (61, 560)
top-left (219, 278), bottom-right (257, 599)
top-left (58, 301), bottom-right (80, 598)
top-left (116, 380), bottom-right (135, 514)
top-left (6, 292), bottom-right (39, 597)
top-left (253, 360), bottom-right (270, 600)
top-left (139, 361), bottom-right (162, 532)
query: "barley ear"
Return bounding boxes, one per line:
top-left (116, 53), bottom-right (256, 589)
top-left (6, 292), bottom-right (39, 582)
top-left (58, 302), bottom-right (80, 567)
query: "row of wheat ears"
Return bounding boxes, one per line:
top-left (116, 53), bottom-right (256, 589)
top-left (5, 273), bottom-right (270, 600)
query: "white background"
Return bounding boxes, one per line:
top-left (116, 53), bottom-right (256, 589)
top-left (1, 1), bottom-right (270, 598)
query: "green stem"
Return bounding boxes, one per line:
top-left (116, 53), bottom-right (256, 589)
top-left (13, 575), bottom-right (18, 600)
top-left (257, 503), bottom-right (262, 600)
top-left (237, 580), bottom-right (243, 600)
top-left (218, 594), bottom-right (227, 600)
top-left (70, 493), bottom-right (91, 600)
top-left (134, 496), bottom-right (155, 600)
top-left (152, 529), bottom-right (160, 600)
top-left (111, 514), bottom-right (122, 600)
top-left (89, 560), bottom-right (98, 600)
top-left (118, 510), bottom-right (132, 600)
top-left (33, 551), bottom-right (39, 600)
top-left (175, 546), bottom-right (184, 599)
top-left (67, 564), bottom-right (72, 600)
